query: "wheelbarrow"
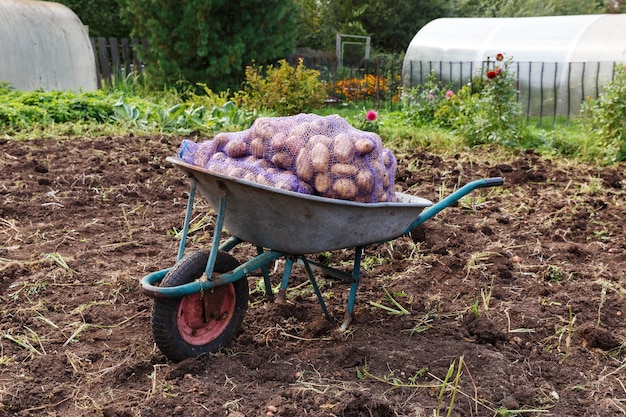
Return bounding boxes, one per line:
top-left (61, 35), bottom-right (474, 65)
top-left (141, 156), bottom-right (504, 361)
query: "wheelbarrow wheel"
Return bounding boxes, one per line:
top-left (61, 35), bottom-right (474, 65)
top-left (151, 249), bottom-right (248, 362)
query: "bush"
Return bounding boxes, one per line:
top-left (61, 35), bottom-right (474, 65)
top-left (455, 54), bottom-right (525, 146)
top-left (401, 71), bottom-right (456, 126)
top-left (234, 59), bottom-right (327, 116)
top-left (579, 64), bottom-right (626, 163)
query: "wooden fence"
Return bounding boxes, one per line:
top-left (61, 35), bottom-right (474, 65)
top-left (90, 37), bottom-right (148, 88)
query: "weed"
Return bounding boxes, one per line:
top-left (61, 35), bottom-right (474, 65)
top-left (369, 286), bottom-right (411, 315)
top-left (542, 264), bottom-right (567, 283)
top-left (43, 252), bottom-right (76, 274)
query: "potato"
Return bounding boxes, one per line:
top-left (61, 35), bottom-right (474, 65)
top-left (373, 185), bottom-right (385, 202)
top-left (326, 114), bottom-right (349, 130)
top-left (356, 169), bottom-right (375, 194)
top-left (271, 152), bottom-right (294, 170)
top-left (311, 117), bottom-right (332, 134)
top-left (213, 132), bottom-right (231, 150)
top-left (307, 134), bottom-right (332, 149)
top-left (372, 161), bottom-right (386, 180)
top-left (382, 170), bottom-right (390, 188)
top-left (225, 166), bottom-right (246, 178)
top-left (210, 151), bottom-right (228, 162)
top-left (314, 173), bottom-right (332, 194)
top-left (382, 148), bottom-right (396, 168)
top-left (224, 139), bottom-right (248, 158)
top-left (333, 133), bottom-right (355, 163)
top-left (332, 178), bottom-right (358, 200)
top-left (270, 131), bottom-right (287, 151)
top-left (192, 141), bottom-right (217, 167)
top-left (252, 117), bottom-right (274, 139)
top-left (255, 173), bottom-right (272, 186)
top-left (330, 163), bottom-right (359, 177)
top-left (354, 136), bottom-right (376, 155)
top-left (295, 149), bottom-right (314, 181)
top-left (274, 178), bottom-right (297, 192)
top-left (310, 142), bottom-right (330, 172)
top-left (243, 172), bottom-right (257, 182)
top-left (285, 135), bottom-right (304, 155)
top-left (288, 123), bottom-right (309, 139)
top-left (250, 137), bottom-right (265, 159)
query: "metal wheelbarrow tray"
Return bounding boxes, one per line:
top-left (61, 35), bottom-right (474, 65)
top-left (141, 156), bottom-right (504, 361)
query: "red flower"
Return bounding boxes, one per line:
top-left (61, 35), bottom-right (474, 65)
top-left (496, 53), bottom-right (504, 62)
top-left (366, 110), bottom-right (377, 121)
top-left (486, 70), bottom-right (497, 79)
top-left (496, 67), bottom-right (502, 75)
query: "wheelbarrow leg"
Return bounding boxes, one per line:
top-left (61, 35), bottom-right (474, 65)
top-left (256, 246), bottom-right (274, 301)
top-left (301, 257), bottom-right (332, 321)
top-left (176, 178), bottom-right (198, 262)
top-left (276, 257), bottom-right (294, 303)
top-left (341, 247), bottom-right (363, 332)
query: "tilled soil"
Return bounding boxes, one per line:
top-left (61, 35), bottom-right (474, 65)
top-left (0, 134), bottom-right (625, 417)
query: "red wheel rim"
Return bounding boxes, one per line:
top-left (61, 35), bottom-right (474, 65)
top-left (177, 284), bottom-right (236, 345)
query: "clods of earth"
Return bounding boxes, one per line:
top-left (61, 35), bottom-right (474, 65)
top-left (1, 134), bottom-right (625, 416)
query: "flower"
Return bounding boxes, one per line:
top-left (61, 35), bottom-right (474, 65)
top-left (445, 90), bottom-right (454, 99)
top-left (486, 70), bottom-right (498, 79)
top-left (496, 67), bottom-right (502, 75)
top-left (428, 93), bottom-right (435, 100)
top-left (365, 110), bottom-right (377, 121)
top-left (496, 53), bottom-right (504, 62)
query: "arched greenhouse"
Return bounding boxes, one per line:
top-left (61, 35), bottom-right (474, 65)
top-left (0, 0), bottom-right (97, 91)
top-left (402, 14), bottom-right (626, 119)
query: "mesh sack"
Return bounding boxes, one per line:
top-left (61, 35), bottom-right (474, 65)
top-left (177, 114), bottom-right (397, 203)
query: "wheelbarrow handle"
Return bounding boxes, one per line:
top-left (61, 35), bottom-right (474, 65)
top-left (404, 177), bottom-right (504, 233)
top-left (483, 177), bottom-right (505, 187)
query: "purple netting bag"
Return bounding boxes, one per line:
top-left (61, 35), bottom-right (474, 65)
top-left (178, 114), bottom-right (397, 203)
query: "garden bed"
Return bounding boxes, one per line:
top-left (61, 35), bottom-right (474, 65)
top-left (1, 134), bottom-right (624, 416)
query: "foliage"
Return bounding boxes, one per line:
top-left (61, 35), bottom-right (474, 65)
top-left (0, 87), bottom-right (114, 130)
top-left (52, 0), bottom-right (131, 38)
top-left (454, 55), bottom-right (525, 146)
top-left (234, 59), bottom-right (327, 116)
top-left (118, 0), bottom-right (298, 93)
top-left (579, 64), bottom-right (626, 163)
top-left (450, 0), bottom-right (610, 17)
top-left (332, 74), bottom-right (398, 103)
top-left (400, 54), bottom-right (527, 147)
top-left (0, 82), bottom-right (253, 136)
top-left (292, 0), bottom-right (449, 53)
top-left (401, 72), bottom-right (457, 126)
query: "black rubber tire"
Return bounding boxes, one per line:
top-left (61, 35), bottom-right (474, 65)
top-left (151, 250), bottom-right (248, 362)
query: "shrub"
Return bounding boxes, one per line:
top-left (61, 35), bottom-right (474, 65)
top-left (579, 64), bottom-right (626, 163)
top-left (455, 54), bottom-right (525, 146)
top-left (234, 59), bottom-right (327, 116)
top-left (400, 71), bottom-right (457, 126)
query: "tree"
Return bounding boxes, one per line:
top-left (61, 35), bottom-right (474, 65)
top-left (118, 0), bottom-right (298, 92)
top-left (48, 0), bottom-right (131, 38)
top-left (359, 0), bottom-right (449, 53)
top-left (449, 0), bottom-right (611, 17)
top-left (293, 0), bottom-right (450, 54)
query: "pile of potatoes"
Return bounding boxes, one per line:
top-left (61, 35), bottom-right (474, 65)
top-left (178, 114), bottom-right (397, 203)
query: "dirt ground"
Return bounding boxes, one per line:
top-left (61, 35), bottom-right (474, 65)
top-left (1, 132), bottom-right (625, 417)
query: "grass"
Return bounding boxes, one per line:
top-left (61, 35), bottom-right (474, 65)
top-left (1, 82), bottom-right (620, 167)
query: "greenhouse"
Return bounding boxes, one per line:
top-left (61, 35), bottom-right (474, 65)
top-left (402, 14), bottom-right (626, 118)
top-left (0, 0), bottom-right (97, 91)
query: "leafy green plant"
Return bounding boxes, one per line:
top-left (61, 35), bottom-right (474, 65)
top-left (401, 71), bottom-right (456, 126)
top-left (455, 54), bottom-right (525, 146)
top-left (579, 64), bottom-right (626, 163)
top-left (234, 59), bottom-right (327, 116)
